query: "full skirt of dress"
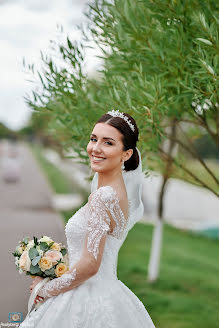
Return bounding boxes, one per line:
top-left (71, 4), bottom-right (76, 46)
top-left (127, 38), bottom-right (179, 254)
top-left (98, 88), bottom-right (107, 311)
top-left (20, 278), bottom-right (155, 328)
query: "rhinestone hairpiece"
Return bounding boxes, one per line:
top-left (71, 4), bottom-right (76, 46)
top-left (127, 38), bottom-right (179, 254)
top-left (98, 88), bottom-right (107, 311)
top-left (107, 110), bottom-right (135, 132)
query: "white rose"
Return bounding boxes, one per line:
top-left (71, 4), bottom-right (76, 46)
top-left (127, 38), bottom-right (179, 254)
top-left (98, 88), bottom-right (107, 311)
top-left (16, 246), bottom-right (24, 255)
top-left (36, 245), bottom-right (44, 256)
top-left (15, 257), bottom-right (19, 266)
top-left (26, 240), bottom-right (35, 251)
top-left (39, 236), bottom-right (53, 244)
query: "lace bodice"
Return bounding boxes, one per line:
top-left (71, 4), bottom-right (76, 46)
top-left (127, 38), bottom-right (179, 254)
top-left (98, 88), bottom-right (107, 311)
top-left (38, 186), bottom-right (130, 298)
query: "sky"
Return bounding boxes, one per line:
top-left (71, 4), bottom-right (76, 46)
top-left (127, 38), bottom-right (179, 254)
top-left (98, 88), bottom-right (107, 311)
top-left (0, 0), bottom-right (99, 130)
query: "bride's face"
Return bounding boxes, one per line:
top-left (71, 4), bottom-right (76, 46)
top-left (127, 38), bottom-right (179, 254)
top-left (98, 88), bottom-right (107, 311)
top-left (87, 123), bottom-right (131, 173)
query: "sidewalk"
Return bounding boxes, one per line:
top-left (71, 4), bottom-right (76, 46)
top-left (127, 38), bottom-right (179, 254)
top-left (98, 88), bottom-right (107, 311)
top-left (0, 142), bottom-right (66, 323)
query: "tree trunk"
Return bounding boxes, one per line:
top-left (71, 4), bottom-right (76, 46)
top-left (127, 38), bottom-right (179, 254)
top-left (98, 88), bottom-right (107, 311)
top-left (147, 218), bottom-right (163, 282)
top-left (147, 119), bottom-right (177, 283)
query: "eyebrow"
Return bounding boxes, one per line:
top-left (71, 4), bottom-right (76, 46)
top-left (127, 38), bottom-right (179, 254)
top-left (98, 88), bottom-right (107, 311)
top-left (90, 134), bottom-right (116, 142)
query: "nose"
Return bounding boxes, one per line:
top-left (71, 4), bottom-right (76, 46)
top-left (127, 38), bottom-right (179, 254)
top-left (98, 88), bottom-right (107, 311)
top-left (92, 141), bottom-right (102, 153)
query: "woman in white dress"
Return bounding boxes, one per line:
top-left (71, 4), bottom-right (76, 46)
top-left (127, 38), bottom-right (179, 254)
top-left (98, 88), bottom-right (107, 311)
top-left (20, 110), bottom-right (156, 328)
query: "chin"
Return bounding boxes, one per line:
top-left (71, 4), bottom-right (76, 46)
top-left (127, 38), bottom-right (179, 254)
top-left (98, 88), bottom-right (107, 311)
top-left (90, 161), bottom-right (109, 173)
top-left (91, 165), bottom-right (106, 173)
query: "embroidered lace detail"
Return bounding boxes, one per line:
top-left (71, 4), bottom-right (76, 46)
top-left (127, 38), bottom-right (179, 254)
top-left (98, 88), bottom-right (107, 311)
top-left (38, 268), bottom-right (77, 298)
top-left (38, 186), bottom-right (128, 297)
top-left (86, 186), bottom-right (128, 260)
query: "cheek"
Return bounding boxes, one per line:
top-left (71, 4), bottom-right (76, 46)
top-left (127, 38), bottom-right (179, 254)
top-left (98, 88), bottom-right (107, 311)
top-left (107, 148), bottom-right (123, 161)
top-left (87, 142), bottom-right (92, 155)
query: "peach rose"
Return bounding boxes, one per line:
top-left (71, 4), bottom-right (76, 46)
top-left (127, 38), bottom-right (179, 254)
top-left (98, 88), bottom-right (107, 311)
top-left (19, 251), bottom-right (31, 272)
top-left (44, 250), bottom-right (63, 264)
top-left (50, 242), bottom-right (61, 252)
top-left (55, 263), bottom-right (68, 277)
top-left (39, 257), bottom-right (53, 271)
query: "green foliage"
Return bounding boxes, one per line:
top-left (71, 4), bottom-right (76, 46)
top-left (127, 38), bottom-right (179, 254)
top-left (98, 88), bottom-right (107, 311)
top-left (60, 248), bottom-right (67, 256)
top-left (39, 242), bottom-right (49, 252)
top-left (28, 247), bottom-right (39, 260)
top-left (194, 134), bottom-right (219, 159)
top-left (31, 255), bottom-right (41, 266)
top-left (25, 0), bottom-right (219, 194)
top-left (44, 268), bottom-right (55, 276)
top-left (29, 264), bottom-right (41, 275)
top-left (33, 236), bottom-right (38, 246)
top-left (0, 123), bottom-right (16, 139)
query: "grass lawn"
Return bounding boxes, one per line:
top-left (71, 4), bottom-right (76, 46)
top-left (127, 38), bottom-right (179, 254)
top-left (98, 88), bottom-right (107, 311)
top-left (31, 143), bottom-right (78, 194)
top-left (32, 143), bottom-right (219, 328)
top-left (119, 223), bottom-right (219, 328)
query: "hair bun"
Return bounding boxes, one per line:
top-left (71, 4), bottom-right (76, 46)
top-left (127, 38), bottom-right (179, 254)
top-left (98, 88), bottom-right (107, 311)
top-left (124, 147), bottom-right (139, 171)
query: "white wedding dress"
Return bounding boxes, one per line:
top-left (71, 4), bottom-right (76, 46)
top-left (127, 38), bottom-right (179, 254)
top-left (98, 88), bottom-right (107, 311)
top-left (19, 151), bottom-right (156, 328)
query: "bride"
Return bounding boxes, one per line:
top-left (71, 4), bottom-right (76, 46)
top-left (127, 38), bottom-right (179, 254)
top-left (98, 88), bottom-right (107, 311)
top-left (20, 110), bottom-right (156, 328)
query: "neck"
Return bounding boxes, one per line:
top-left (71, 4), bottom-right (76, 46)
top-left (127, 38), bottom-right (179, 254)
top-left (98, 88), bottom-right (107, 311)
top-left (97, 168), bottom-right (124, 189)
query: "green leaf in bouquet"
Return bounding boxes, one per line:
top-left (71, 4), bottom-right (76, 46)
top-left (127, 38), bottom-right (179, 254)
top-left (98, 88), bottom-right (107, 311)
top-left (12, 251), bottom-right (20, 257)
top-left (30, 264), bottom-right (41, 275)
top-left (32, 255), bottom-right (41, 266)
top-left (23, 237), bottom-right (30, 245)
top-left (44, 268), bottom-right (55, 276)
top-left (33, 236), bottom-right (38, 246)
top-left (60, 248), bottom-right (67, 256)
top-left (48, 241), bottom-right (55, 249)
top-left (56, 259), bottom-right (63, 265)
top-left (40, 242), bottom-right (49, 251)
top-left (29, 247), bottom-right (39, 260)
top-left (26, 271), bottom-right (33, 276)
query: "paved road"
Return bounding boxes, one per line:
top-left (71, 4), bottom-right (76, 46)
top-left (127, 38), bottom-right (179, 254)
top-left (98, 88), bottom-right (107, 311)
top-left (0, 142), bottom-right (66, 324)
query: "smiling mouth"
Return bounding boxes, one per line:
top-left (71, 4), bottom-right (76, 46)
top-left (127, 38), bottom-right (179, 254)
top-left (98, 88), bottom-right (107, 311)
top-left (91, 155), bottom-right (106, 162)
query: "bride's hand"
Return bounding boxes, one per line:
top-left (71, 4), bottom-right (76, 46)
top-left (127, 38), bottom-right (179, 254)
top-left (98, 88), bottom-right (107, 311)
top-left (30, 276), bottom-right (44, 293)
top-left (34, 295), bottom-right (44, 304)
top-left (30, 276), bottom-right (44, 303)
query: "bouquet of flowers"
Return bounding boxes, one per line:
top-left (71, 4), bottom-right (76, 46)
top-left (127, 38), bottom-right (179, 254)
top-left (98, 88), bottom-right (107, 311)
top-left (12, 235), bottom-right (69, 279)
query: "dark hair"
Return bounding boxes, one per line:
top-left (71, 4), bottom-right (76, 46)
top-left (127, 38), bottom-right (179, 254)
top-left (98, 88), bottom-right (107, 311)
top-left (96, 112), bottom-right (139, 171)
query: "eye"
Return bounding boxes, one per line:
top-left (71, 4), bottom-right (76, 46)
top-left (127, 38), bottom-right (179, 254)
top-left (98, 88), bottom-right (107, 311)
top-left (105, 141), bottom-right (113, 145)
top-left (90, 137), bottom-right (97, 142)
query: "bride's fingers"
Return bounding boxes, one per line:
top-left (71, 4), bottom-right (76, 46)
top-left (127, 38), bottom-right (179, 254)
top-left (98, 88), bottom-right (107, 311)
top-left (34, 296), bottom-right (44, 304)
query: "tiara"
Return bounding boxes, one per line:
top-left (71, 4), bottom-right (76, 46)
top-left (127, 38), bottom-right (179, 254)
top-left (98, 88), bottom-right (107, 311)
top-left (107, 109), bottom-right (135, 132)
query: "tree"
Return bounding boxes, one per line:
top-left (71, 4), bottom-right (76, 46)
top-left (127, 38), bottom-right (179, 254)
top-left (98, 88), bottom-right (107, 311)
top-left (25, 0), bottom-right (219, 282)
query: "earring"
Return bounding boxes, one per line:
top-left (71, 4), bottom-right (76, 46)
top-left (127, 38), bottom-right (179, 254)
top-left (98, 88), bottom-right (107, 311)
top-left (121, 161), bottom-right (125, 170)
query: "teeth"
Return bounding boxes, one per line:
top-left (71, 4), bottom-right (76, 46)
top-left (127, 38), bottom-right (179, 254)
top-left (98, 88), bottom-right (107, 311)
top-left (92, 156), bottom-right (105, 161)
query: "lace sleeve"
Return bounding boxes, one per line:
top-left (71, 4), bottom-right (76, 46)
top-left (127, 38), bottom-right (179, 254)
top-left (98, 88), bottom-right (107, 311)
top-left (85, 185), bottom-right (128, 259)
top-left (38, 269), bottom-right (77, 298)
top-left (85, 187), bottom-right (111, 261)
top-left (37, 187), bottom-right (114, 299)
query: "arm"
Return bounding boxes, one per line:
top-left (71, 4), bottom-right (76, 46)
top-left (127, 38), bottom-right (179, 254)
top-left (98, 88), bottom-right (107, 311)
top-left (38, 191), bottom-right (111, 299)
